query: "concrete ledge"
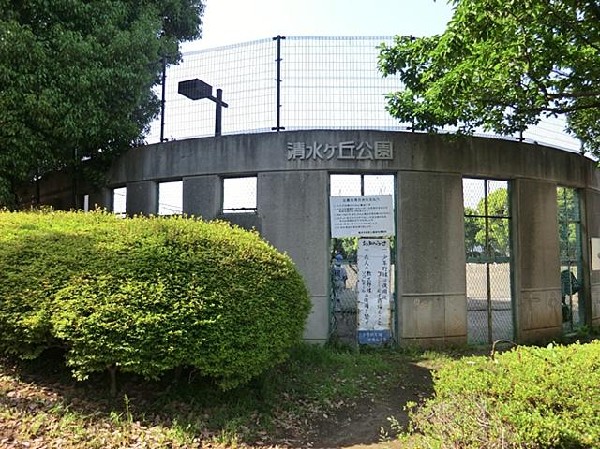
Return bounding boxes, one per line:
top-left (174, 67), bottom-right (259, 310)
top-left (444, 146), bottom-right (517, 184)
top-left (519, 326), bottom-right (562, 344)
top-left (399, 335), bottom-right (468, 349)
top-left (217, 212), bottom-right (262, 232)
top-left (401, 293), bottom-right (467, 339)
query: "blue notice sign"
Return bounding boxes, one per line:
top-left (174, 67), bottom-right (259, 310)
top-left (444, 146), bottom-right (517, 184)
top-left (358, 330), bottom-right (391, 345)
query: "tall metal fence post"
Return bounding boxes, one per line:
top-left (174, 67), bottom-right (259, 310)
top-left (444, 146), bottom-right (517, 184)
top-left (160, 57), bottom-right (167, 142)
top-left (272, 35), bottom-right (286, 131)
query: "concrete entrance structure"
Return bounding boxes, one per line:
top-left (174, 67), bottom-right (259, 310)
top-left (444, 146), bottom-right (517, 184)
top-left (30, 130), bottom-right (600, 346)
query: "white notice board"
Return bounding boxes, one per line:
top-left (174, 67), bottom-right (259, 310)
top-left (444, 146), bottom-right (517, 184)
top-left (357, 238), bottom-right (392, 344)
top-left (330, 195), bottom-right (394, 238)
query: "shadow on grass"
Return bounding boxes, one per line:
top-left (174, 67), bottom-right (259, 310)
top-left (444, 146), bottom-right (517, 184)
top-left (0, 343), bottom-right (527, 448)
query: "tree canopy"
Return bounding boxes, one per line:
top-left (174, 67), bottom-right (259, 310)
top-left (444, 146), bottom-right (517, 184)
top-left (379, 0), bottom-right (600, 155)
top-left (557, 186), bottom-right (581, 263)
top-left (0, 0), bottom-right (203, 206)
top-left (465, 187), bottom-right (510, 260)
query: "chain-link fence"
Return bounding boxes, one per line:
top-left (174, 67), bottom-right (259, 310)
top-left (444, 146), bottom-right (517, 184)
top-left (463, 178), bottom-right (514, 344)
top-left (329, 174), bottom-right (395, 345)
top-left (148, 36), bottom-right (406, 142)
top-left (146, 36), bottom-right (581, 153)
top-left (558, 187), bottom-right (584, 330)
top-left (330, 257), bottom-right (359, 345)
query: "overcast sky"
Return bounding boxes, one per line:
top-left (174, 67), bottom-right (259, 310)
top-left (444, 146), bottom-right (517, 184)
top-left (182, 0), bottom-right (455, 51)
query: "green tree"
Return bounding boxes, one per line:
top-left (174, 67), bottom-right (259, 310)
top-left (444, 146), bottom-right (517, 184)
top-left (475, 188), bottom-right (510, 259)
top-left (557, 186), bottom-right (580, 264)
top-left (0, 0), bottom-right (204, 206)
top-left (379, 0), bottom-right (600, 154)
top-left (463, 206), bottom-right (480, 256)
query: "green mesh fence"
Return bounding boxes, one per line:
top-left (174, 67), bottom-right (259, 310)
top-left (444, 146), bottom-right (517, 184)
top-left (463, 178), bottom-right (514, 345)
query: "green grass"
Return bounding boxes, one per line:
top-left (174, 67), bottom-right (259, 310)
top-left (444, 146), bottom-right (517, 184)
top-left (400, 340), bottom-right (600, 449)
top-left (0, 343), bottom-right (420, 447)
top-left (4, 340), bottom-right (597, 448)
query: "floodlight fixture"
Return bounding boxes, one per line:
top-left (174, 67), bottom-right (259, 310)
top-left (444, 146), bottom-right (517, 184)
top-left (177, 79), bottom-right (229, 137)
top-left (178, 79), bottom-right (213, 100)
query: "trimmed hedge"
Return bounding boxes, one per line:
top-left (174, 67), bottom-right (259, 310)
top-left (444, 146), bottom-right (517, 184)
top-left (0, 210), bottom-right (311, 389)
top-left (406, 341), bottom-right (600, 448)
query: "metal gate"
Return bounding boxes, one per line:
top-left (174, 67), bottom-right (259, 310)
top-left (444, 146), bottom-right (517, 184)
top-left (463, 179), bottom-right (514, 344)
top-left (329, 174), bottom-right (395, 345)
top-left (557, 187), bottom-right (584, 330)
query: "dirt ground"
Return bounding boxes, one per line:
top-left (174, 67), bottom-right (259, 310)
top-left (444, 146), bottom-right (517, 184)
top-left (284, 361), bottom-right (434, 449)
top-left (0, 355), bottom-right (435, 449)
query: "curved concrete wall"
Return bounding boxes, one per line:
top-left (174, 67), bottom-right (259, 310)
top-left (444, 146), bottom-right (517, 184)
top-left (100, 130), bottom-right (600, 346)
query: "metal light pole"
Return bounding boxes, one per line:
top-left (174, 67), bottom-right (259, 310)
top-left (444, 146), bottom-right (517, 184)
top-left (177, 79), bottom-right (229, 137)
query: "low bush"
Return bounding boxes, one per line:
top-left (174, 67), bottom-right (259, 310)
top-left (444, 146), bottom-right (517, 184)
top-left (0, 210), bottom-right (310, 390)
top-left (404, 341), bottom-right (600, 448)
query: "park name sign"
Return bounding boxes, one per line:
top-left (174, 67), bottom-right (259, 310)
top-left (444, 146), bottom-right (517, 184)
top-left (287, 140), bottom-right (394, 161)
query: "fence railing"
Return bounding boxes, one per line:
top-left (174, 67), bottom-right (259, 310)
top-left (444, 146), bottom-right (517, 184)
top-left (146, 36), bottom-right (581, 153)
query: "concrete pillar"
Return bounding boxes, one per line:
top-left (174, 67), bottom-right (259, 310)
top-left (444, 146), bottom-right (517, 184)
top-left (514, 179), bottom-right (562, 342)
top-left (398, 171), bottom-right (467, 346)
top-left (259, 171), bottom-right (330, 342)
top-left (182, 175), bottom-right (221, 220)
top-left (585, 189), bottom-right (600, 328)
top-left (89, 188), bottom-right (111, 211)
top-left (126, 180), bottom-right (158, 216)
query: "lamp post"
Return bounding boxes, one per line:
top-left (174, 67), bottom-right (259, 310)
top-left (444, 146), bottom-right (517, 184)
top-left (177, 79), bottom-right (229, 137)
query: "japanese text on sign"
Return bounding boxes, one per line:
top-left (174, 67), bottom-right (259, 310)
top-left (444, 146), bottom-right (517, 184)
top-left (330, 195), bottom-right (394, 238)
top-left (357, 238), bottom-right (392, 343)
top-left (287, 140), bottom-right (393, 161)
top-left (358, 329), bottom-right (391, 345)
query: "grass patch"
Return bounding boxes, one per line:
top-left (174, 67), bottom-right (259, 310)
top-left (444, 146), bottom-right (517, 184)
top-left (10, 340), bottom-right (595, 448)
top-left (398, 340), bottom-right (600, 449)
top-left (0, 343), bottom-right (419, 447)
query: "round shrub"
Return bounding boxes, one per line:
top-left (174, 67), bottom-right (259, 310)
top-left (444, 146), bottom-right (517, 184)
top-left (406, 341), bottom-right (600, 448)
top-left (0, 210), bottom-right (311, 389)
